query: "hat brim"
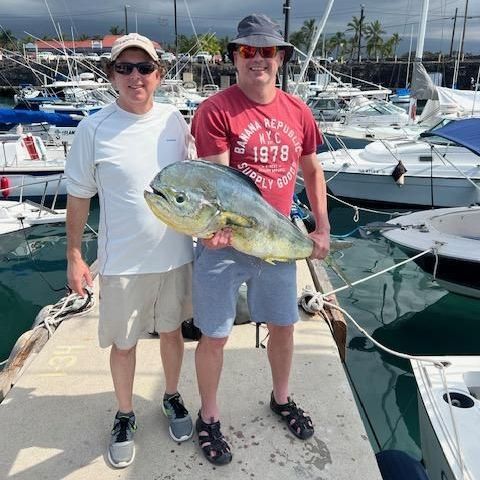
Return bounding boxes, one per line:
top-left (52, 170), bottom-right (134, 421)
top-left (227, 35), bottom-right (293, 62)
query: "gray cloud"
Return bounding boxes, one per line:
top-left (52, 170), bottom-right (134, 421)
top-left (0, 0), bottom-right (478, 54)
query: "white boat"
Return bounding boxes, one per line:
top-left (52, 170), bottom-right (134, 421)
top-left (0, 133), bottom-right (67, 200)
top-left (381, 206), bottom-right (480, 298)
top-left (318, 117), bottom-right (480, 208)
top-left (0, 199), bottom-right (66, 255)
top-left (411, 355), bottom-right (480, 480)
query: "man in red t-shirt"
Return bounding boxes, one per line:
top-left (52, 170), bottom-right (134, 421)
top-left (190, 13), bottom-right (330, 465)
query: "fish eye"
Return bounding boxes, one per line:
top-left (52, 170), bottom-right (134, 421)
top-left (175, 193), bottom-right (186, 204)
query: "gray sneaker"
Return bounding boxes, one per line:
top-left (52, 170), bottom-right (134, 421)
top-left (162, 392), bottom-right (193, 442)
top-left (107, 412), bottom-right (137, 468)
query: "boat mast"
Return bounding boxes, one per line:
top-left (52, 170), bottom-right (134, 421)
top-left (409, 0), bottom-right (429, 121)
top-left (293, 0), bottom-right (335, 95)
top-left (281, 0), bottom-right (291, 92)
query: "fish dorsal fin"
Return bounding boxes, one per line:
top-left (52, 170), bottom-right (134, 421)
top-left (196, 160), bottom-right (262, 196)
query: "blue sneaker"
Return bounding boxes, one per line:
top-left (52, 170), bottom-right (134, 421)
top-left (162, 392), bottom-right (193, 442)
top-left (107, 412), bottom-right (137, 468)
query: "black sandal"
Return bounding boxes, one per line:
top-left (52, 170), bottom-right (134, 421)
top-left (195, 412), bottom-right (232, 465)
top-left (270, 392), bottom-right (314, 440)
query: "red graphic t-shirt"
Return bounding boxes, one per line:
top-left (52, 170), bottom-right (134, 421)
top-left (191, 85), bottom-right (322, 216)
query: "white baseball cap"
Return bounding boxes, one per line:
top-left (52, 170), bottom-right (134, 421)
top-left (110, 33), bottom-right (159, 62)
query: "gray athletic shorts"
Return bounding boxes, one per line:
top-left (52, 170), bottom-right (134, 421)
top-left (98, 262), bottom-right (193, 349)
top-left (193, 244), bottom-right (298, 338)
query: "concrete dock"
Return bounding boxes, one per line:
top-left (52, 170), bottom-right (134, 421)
top-left (0, 261), bottom-right (382, 479)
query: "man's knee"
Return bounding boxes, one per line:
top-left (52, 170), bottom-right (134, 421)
top-left (198, 335), bottom-right (228, 351)
top-left (111, 343), bottom-right (136, 357)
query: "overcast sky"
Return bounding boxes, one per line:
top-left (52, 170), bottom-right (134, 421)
top-left (1, 0), bottom-right (478, 54)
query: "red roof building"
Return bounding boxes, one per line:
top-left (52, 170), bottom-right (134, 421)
top-left (34, 35), bottom-right (162, 52)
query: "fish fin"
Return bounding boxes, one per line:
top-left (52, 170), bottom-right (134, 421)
top-left (263, 258), bottom-right (277, 265)
top-left (324, 254), bottom-right (352, 287)
top-left (220, 212), bottom-right (257, 228)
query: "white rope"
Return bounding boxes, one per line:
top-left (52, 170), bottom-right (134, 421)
top-left (34, 289), bottom-right (94, 337)
top-left (325, 300), bottom-right (466, 480)
top-left (326, 192), bottom-right (409, 218)
top-left (323, 248), bottom-right (434, 297)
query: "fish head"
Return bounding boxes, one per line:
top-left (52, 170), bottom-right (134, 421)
top-left (144, 169), bottom-right (220, 237)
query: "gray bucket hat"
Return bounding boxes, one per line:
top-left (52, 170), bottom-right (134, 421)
top-left (227, 14), bottom-right (294, 62)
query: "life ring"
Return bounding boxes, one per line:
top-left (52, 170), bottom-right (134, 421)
top-left (0, 176), bottom-right (10, 198)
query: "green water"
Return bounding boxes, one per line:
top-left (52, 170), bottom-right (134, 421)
top-left (0, 194), bottom-right (478, 463)
top-left (328, 199), bottom-right (479, 459)
top-left (0, 198), bottom-right (99, 364)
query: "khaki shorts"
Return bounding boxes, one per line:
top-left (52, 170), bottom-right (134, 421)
top-left (98, 263), bottom-right (192, 349)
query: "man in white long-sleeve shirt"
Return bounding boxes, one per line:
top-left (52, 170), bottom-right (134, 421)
top-left (65, 33), bottom-right (195, 469)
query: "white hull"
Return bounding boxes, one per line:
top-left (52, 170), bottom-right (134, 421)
top-left (412, 356), bottom-right (480, 480)
top-left (319, 139), bottom-right (480, 207)
top-left (324, 170), bottom-right (480, 207)
top-left (381, 206), bottom-right (480, 298)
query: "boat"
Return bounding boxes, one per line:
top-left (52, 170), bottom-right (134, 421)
top-left (411, 355), bottom-right (480, 480)
top-left (0, 133), bottom-right (67, 200)
top-left (318, 117), bottom-right (480, 208)
top-left (381, 206), bottom-right (480, 298)
top-left (0, 199), bottom-right (66, 255)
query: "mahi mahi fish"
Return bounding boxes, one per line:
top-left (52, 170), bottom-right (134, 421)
top-left (144, 160), bottom-right (350, 264)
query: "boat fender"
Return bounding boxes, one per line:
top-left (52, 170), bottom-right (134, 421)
top-left (0, 176), bottom-right (10, 198)
top-left (376, 450), bottom-right (429, 480)
top-left (391, 160), bottom-right (407, 186)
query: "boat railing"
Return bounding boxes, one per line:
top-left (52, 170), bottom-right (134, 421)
top-left (0, 174), bottom-right (65, 212)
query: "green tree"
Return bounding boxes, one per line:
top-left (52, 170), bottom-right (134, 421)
top-left (109, 25), bottom-right (124, 35)
top-left (389, 32), bottom-right (401, 57)
top-left (0, 29), bottom-right (18, 50)
top-left (327, 31), bottom-right (346, 59)
top-left (365, 20), bottom-right (385, 59)
top-left (289, 18), bottom-right (317, 52)
top-left (346, 15), bottom-right (362, 59)
top-left (78, 34), bottom-right (89, 41)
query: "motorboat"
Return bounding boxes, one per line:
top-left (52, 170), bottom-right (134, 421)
top-left (318, 117), bottom-right (480, 208)
top-left (381, 206), bottom-right (480, 298)
top-left (0, 133), bottom-right (67, 200)
top-left (411, 355), bottom-right (480, 480)
top-left (0, 199), bottom-right (66, 255)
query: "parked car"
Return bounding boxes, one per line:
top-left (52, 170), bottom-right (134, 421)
top-left (160, 52), bottom-right (176, 63)
top-left (37, 51), bottom-right (55, 61)
top-left (192, 51), bottom-right (212, 63)
top-left (178, 53), bottom-right (191, 63)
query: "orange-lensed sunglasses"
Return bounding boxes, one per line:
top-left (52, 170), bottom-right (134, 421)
top-left (236, 45), bottom-right (280, 59)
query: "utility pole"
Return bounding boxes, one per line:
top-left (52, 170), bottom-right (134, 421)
top-left (449, 8), bottom-right (458, 57)
top-left (459, 0), bottom-right (469, 61)
top-left (124, 4), bottom-right (129, 35)
top-left (281, 0), bottom-right (291, 92)
top-left (357, 4), bottom-right (365, 62)
top-left (174, 0), bottom-right (178, 78)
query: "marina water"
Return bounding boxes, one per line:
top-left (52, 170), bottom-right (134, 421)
top-left (1, 93), bottom-right (478, 462)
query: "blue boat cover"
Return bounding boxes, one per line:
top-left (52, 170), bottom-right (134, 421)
top-left (0, 108), bottom-right (79, 127)
top-left (421, 117), bottom-right (480, 157)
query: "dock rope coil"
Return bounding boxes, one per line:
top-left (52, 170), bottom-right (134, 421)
top-left (33, 287), bottom-right (95, 337)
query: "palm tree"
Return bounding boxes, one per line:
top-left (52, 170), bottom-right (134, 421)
top-left (346, 16), bottom-right (362, 60)
top-left (289, 18), bottom-right (316, 51)
top-left (0, 29), bottom-right (17, 50)
top-left (365, 20), bottom-right (385, 59)
top-left (389, 33), bottom-right (401, 58)
top-left (109, 25), bottom-right (124, 35)
top-left (327, 32), bottom-right (346, 59)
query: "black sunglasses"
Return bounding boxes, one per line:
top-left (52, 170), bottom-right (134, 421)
top-left (114, 62), bottom-right (157, 75)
